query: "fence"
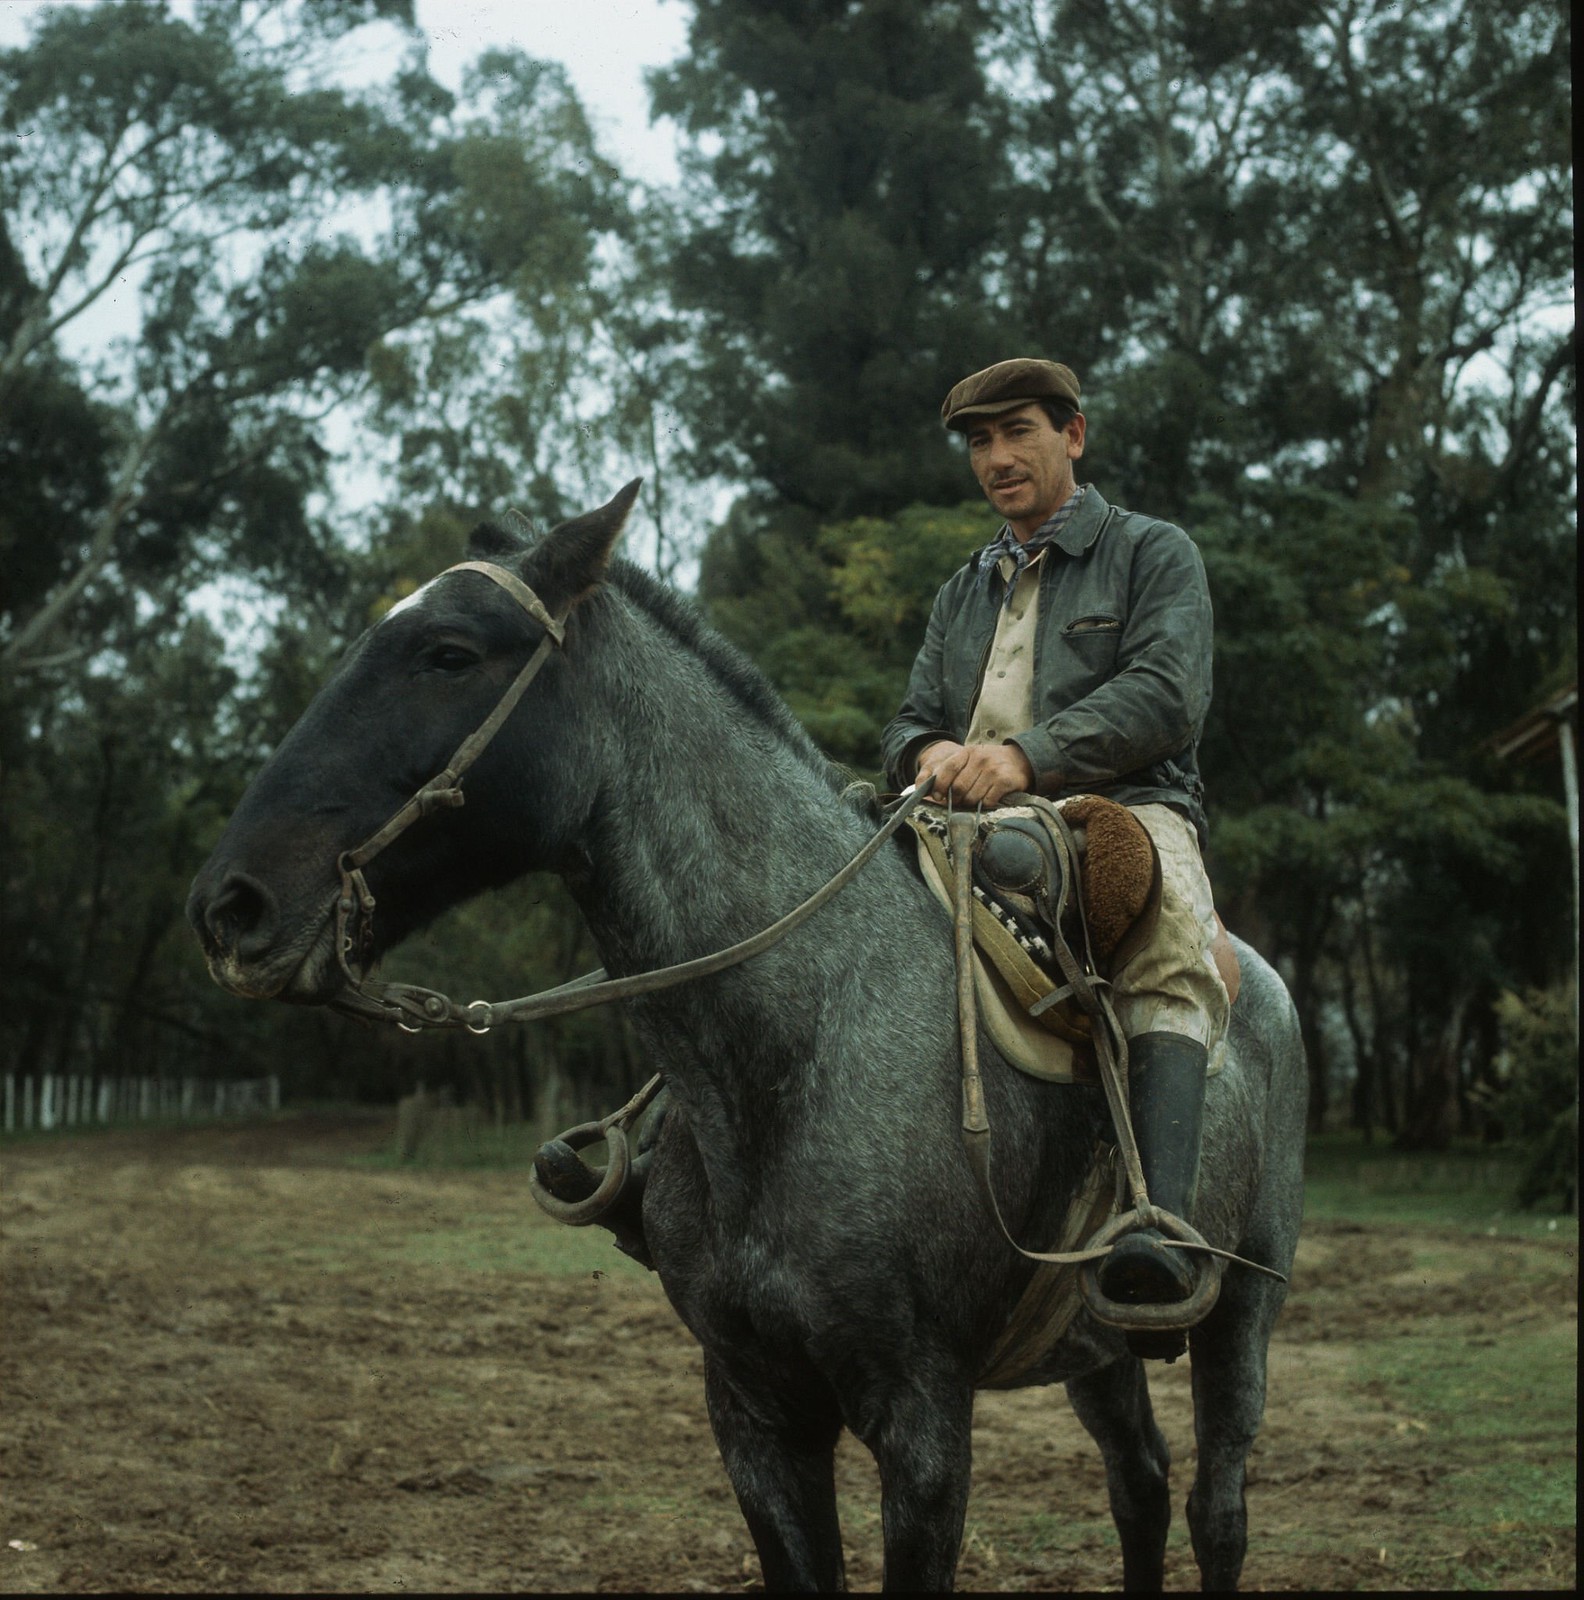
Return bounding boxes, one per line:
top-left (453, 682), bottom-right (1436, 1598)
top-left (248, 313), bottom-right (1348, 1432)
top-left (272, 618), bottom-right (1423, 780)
top-left (2, 1073), bottom-right (281, 1134)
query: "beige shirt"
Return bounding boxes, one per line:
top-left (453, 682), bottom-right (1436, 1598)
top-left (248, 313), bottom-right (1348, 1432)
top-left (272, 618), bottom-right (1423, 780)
top-left (965, 549), bottom-right (1044, 749)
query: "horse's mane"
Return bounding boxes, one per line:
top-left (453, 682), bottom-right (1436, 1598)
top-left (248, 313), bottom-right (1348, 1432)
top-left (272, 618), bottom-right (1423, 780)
top-left (602, 558), bottom-right (864, 808)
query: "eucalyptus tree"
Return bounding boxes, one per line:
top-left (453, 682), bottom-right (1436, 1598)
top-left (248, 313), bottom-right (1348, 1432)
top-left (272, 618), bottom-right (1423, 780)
top-left (0, 0), bottom-right (650, 1099)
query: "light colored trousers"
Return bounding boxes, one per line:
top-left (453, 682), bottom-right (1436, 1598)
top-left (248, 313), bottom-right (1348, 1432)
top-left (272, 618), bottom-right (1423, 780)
top-left (1110, 803), bottom-right (1229, 1049)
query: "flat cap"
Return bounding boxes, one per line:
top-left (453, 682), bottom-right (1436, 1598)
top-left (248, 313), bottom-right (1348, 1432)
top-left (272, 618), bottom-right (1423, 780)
top-left (941, 358), bottom-right (1081, 431)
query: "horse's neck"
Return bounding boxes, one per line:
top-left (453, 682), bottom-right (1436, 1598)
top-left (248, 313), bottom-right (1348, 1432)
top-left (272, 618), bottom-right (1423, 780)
top-left (564, 607), bottom-right (890, 1099)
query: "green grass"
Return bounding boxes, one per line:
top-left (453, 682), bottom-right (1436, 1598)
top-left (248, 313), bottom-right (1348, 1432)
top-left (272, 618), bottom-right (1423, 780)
top-left (1302, 1130), bottom-right (1578, 1237)
top-left (355, 1115), bottom-right (559, 1171)
top-left (1354, 1317), bottom-right (1577, 1588)
top-left (231, 1202), bottom-right (640, 1280)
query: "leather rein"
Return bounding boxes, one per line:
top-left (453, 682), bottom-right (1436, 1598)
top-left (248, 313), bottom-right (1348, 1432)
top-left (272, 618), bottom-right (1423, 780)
top-left (327, 559), bottom-right (935, 1037)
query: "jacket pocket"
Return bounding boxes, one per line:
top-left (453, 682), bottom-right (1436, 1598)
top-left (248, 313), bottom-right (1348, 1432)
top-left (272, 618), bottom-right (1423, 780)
top-left (1063, 613), bottom-right (1123, 635)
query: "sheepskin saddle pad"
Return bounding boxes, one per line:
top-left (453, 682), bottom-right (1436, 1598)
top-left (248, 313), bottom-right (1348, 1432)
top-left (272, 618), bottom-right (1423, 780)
top-left (910, 794), bottom-right (1161, 1086)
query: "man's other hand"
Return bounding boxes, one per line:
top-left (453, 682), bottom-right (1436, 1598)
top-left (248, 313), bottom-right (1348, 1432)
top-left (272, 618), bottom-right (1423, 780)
top-left (915, 741), bottom-right (1035, 808)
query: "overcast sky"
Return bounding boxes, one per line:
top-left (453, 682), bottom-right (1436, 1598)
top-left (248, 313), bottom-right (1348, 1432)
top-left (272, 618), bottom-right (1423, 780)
top-left (0, 0), bottom-right (691, 184)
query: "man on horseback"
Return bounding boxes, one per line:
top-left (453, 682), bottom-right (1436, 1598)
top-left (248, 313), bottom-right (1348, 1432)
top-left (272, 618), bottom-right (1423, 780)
top-left (881, 357), bottom-right (1229, 1318)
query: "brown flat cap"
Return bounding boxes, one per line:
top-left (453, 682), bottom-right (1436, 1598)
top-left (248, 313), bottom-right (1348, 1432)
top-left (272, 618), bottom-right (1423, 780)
top-left (941, 358), bottom-right (1081, 431)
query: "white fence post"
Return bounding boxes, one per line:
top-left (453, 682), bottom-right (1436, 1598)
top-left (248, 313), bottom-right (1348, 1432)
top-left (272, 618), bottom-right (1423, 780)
top-left (97, 1078), bottom-right (111, 1123)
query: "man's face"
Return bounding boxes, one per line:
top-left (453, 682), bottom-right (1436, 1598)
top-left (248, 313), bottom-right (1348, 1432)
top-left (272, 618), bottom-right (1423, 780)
top-left (966, 403), bottom-right (1086, 538)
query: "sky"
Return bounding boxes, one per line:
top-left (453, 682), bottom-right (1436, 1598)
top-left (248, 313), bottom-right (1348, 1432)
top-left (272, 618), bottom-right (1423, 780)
top-left (413, 0), bottom-right (687, 186)
top-left (0, 0), bottom-right (703, 641)
top-left (0, 0), bottom-right (691, 184)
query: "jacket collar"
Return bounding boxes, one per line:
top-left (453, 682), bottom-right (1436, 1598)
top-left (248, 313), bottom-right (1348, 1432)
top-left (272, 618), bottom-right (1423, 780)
top-left (1050, 483), bottom-right (1109, 557)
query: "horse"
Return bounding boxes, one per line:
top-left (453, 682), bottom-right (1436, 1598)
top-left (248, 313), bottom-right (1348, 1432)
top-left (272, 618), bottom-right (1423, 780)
top-left (188, 483), bottom-right (1307, 1592)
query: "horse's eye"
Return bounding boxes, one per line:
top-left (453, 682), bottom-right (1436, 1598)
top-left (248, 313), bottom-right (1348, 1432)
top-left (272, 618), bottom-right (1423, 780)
top-left (422, 644), bottom-right (480, 674)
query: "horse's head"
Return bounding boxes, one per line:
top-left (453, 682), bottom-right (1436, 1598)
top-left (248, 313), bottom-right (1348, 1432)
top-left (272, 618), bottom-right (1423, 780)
top-left (187, 480), bottom-right (640, 1004)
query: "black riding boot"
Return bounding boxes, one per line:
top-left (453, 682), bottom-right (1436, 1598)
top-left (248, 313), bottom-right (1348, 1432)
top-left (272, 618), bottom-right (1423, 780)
top-left (1097, 1031), bottom-right (1208, 1353)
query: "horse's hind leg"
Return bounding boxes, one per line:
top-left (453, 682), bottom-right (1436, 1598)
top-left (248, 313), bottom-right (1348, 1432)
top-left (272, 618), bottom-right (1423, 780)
top-left (1185, 1275), bottom-right (1285, 1591)
top-left (1066, 1357), bottom-right (1173, 1591)
top-left (704, 1354), bottom-right (846, 1592)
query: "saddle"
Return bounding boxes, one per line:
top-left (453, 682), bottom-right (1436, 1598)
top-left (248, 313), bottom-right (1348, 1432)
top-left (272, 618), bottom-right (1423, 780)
top-left (908, 794), bottom-right (1236, 1084)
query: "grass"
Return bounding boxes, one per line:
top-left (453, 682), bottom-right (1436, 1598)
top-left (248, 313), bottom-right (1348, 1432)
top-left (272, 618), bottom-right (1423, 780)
top-left (1352, 1317), bottom-right (1577, 1589)
top-left (1302, 1130), bottom-right (1578, 1238)
top-left (356, 1114), bottom-right (560, 1171)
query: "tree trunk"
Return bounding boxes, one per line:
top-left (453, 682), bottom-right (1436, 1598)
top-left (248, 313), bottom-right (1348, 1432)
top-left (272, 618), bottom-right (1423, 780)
top-left (1397, 991), bottom-right (1469, 1152)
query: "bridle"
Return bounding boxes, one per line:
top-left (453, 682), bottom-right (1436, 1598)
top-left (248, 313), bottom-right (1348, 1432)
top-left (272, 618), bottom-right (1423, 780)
top-left (326, 559), bottom-right (933, 1036)
top-left (331, 561), bottom-right (569, 1022)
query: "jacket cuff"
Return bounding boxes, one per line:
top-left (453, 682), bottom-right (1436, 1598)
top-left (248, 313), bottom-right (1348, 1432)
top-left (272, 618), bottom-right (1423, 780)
top-left (1008, 727), bottom-right (1060, 792)
top-left (897, 731), bottom-right (952, 787)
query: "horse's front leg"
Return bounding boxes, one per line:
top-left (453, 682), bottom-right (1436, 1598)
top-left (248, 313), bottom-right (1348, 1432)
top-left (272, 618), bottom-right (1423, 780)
top-left (852, 1374), bottom-right (975, 1592)
top-left (1184, 1269), bottom-right (1286, 1591)
top-left (704, 1352), bottom-right (846, 1592)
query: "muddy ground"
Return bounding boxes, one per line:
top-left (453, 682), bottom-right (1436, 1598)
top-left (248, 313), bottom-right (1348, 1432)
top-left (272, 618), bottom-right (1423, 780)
top-left (1, 1112), bottom-right (1574, 1592)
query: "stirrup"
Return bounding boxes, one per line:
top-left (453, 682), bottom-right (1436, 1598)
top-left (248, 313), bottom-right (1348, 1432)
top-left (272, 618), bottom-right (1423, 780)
top-left (1076, 1206), bottom-right (1222, 1332)
top-left (528, 1119), bottom-right (632, 1225)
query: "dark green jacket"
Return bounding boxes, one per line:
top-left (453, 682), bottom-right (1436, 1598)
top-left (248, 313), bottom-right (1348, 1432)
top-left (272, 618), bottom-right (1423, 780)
top-left (881, 486), bottom-right (1212, 842)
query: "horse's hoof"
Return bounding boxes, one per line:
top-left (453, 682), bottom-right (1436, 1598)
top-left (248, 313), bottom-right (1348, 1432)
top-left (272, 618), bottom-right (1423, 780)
top-left (533, 1137), bottom-right (601, 1203)
top-left (1096, 1228), bottom-right (1196, 1305)
top-left (1127, 1327), bottom-right (1188, 1362)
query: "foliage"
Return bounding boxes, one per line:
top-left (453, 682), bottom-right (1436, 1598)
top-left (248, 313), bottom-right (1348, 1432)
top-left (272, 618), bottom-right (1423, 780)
top-left (0, 0), bottom-right (655, 1105)
top-left (0, 0), bottom-right (1573, 1185)
top-left (1488, 988), bottom-right (1578, 1211)
top-left (650, 0), bottom-right (1014, 522)
top-left (674, 0), bottom-right (1575, 1157)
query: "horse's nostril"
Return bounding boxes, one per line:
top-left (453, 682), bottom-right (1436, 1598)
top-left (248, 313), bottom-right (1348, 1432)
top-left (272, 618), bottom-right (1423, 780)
top-left (204, 873), bottom-right (277, 954)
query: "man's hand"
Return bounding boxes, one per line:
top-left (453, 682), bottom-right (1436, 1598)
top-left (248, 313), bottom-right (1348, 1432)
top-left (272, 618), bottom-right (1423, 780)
top-left (915, 740), bottom-right (1035, 808)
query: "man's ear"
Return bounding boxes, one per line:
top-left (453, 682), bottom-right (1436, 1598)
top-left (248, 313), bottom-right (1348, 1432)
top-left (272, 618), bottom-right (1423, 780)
top-left (525, 479), bottom-right (643, 612)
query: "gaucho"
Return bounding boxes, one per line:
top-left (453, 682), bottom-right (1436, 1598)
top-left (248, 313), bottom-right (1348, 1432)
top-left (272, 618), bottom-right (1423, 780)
top-left (883, 357), bottom-right (1229, 1349)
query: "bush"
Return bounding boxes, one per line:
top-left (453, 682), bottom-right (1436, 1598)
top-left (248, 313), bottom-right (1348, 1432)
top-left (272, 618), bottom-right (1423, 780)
top-left (1490, 988), bottom-right (1578, 1212)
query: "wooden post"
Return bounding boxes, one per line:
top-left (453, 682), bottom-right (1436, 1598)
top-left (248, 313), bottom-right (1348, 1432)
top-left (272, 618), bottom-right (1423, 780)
top-left (1556, 715), bottom-right (1579, 1052)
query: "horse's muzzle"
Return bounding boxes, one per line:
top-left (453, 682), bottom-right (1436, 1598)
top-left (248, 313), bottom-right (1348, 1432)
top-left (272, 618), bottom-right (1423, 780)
top-left (188, 872), bottom-right (342, 1002)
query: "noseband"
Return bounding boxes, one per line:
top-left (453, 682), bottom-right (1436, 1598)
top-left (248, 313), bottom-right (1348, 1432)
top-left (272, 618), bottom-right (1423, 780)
top-left (332, 561), bottom-right (569, 1002)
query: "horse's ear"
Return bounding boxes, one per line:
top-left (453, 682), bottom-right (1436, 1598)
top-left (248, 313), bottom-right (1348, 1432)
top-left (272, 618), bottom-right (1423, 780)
top-left (466, 516), bottom-right (530, 560)
top-left (528, 479), bottom-right (643, 610)
top-left (501, 507), bottom-right (537, 543)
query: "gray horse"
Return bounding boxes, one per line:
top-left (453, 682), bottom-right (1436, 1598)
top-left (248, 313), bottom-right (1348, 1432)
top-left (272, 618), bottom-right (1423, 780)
top-left (188, 484), bottom-right (1307, 1592)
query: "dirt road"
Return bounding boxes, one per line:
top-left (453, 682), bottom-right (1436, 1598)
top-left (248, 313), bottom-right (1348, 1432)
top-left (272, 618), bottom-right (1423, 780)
top-left (1, 1113), bottom-right (1574, 1591)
